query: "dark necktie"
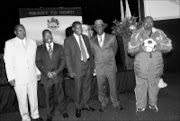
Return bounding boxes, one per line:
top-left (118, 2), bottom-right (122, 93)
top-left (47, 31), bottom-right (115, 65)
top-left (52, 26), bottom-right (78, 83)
top-left (48, 44), bottom-right (53, 59)
top-left (79, 36), bottom-right (87, 62)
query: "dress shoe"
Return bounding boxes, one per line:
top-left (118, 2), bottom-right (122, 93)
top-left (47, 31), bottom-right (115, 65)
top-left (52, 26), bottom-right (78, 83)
top-left (32, 117), bottom-right (44, 121)
top-left (99, 106), bottom-right (107, 112)
top-left (149, 105), bottom-right (159, 112)
top-left (62, 112), bottom-right (69, 118)
top-left (136, 108), bottom-right (145, 116)
top-left (76, 108), bottom-right (81, 118)
top-left (115, 105), bottom-right (124, 111)
top-left (82, 107), bottom-right (95, 111)
top-left (46, 117), bottom-right (52, 121)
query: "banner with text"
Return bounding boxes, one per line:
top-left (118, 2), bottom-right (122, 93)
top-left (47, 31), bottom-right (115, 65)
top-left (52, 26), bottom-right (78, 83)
top-left (19, 8), bottom-right (82, 45)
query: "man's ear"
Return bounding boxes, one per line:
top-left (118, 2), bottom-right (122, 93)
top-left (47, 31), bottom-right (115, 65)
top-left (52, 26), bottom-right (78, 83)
top-left (72, 27), bottom-right (74, 32)
top-left (14, 31), bottom-right (16, 35)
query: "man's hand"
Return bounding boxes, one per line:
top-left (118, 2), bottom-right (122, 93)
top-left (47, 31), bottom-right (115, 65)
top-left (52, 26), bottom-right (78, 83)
top-left (37, 74), bottom-right (41, 81)
top-left (69, 73), bottom-right (76, 78)
top-left (139, 43), bottom-right (145, 52)
top-left (52, 72), bottom-right (57, 77)
top-left (9, 79), bottom-right (15, 87)
top-left (47, 72), bottom-right (54, 78)
top-left (93, 69), bottom-right (96, 76)
top-left (154, 42), bottom-right (161, 51)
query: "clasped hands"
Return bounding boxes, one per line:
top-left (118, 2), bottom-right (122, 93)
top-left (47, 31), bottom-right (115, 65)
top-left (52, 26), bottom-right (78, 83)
top-left (140, 38), bottom-right (161, 52)
top-left (68, 73), bottom-right (76, 78)
top-left (47, 71), bottom-right (57, 78)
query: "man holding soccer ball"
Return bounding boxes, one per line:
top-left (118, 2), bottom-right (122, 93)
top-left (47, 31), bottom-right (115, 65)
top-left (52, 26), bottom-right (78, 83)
top-left (128, 16), bottom-right (173, 115)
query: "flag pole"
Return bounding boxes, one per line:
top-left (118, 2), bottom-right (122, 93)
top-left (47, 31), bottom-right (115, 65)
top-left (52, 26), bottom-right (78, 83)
top-left (125, 0), bottom-right (132, 19)
top-left (137, 0), bottom-right (141, 21)
top-left (120, 0), bottom-right (125, 21)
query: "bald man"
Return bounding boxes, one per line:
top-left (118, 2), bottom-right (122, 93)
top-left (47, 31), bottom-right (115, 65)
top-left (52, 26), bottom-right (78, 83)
top-left (128, 16), bottom-right (172, 115)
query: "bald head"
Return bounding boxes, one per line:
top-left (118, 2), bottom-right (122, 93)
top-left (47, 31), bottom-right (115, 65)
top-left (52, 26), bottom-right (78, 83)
top-left (144, 16), bottom-right (153, 23)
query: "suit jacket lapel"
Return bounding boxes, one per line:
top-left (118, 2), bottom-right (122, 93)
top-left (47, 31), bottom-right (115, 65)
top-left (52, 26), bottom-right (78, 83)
top-left (82, 35), bottom-right (88, 49)
top-left (72, 35), bottom-right (81, 54)
top-left (94, 34), bottom-right (108, 48)
top-left (52, 43), bottom-right (57, 59)
top-left (43, 44), bottom-right (51, 59)
top-left (24, 38), bottom-right (29, 50)
top-left (103, 33), bottom-right (108, 48)
top-left (82, 35), bottom-right (91, 55)
top-left (94, 36), bottom-right (101, 48)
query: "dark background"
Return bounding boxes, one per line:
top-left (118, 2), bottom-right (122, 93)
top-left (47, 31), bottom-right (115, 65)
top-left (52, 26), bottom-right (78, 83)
top-left (1, 0), bottom-right (139, 48)
top-left (1, 0), bottom-right (180, 72)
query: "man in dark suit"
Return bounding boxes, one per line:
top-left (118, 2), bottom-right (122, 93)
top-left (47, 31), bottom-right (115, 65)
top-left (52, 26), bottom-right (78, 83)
top-left (36, 29), bottom-right (68, 121)
top-left (90, 19), bottom-right (124, 112)
top-left (64, 21), bottom-right (95, 118)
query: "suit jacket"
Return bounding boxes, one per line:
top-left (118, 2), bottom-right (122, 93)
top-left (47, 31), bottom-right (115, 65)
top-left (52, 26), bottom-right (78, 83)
top-left (90, 33), bottom-right (118, 76)
top-left (3, 37), bottom-right (40, 85)
top-left (36, 43), bottom-right (65, 85)
top-left (64, 34), bottom-right (94, 78)
top-left (128, 27), bottom-right (173, 79)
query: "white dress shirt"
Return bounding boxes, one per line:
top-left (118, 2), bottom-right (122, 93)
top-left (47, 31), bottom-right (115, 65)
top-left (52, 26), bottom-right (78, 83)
top-left (97, 33), bottom-right (105, 47)
top-left (46, 42), bottom-right (54, 51)
top-left (16, 37), bottom-right (26, 47)
top-left (73, 33), bottom-right (89, 61)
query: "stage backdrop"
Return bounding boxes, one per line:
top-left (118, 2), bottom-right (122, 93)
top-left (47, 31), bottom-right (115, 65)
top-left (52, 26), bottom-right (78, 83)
top-left (19, 7), bottom-right (82, 45)
top-left (143, 0), bottom-right (180, 21)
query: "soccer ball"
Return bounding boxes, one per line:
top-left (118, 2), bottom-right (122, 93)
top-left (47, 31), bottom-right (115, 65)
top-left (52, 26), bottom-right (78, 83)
top-left (143, 38), bottom-right (157, 52)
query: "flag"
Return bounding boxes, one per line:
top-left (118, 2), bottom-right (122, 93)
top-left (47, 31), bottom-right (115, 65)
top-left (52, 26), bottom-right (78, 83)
top-left (125, 0), bottom-right (132, 18)
top-left (120, 0), bottom-right (125, 21)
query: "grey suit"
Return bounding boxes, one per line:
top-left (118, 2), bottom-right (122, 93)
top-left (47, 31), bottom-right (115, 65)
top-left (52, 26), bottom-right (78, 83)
top-left (90, 33), bottom-right (119, 107)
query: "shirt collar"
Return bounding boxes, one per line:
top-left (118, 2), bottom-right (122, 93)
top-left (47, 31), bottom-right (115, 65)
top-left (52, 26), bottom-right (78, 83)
top-left (73, 33), bottom-right (81, 38)
top-left (16, 37), bottom-right (26, 42)
top-left (97, 33), bottom-right (105, 39)
top-left (46, 42), bottom-right (54, 48)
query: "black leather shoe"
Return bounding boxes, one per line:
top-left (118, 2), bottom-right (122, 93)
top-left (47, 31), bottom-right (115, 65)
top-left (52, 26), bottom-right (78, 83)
top-left (115, 105), bottom-right (124, 111)
top-left (76, 108), bottom-right (81, 118)
top-left (33, 117), bottom-right (44, 121)
top-left (82, 107), bottom-right (95, 111)
top-left (99, 106), bottom-right (107, 112)
top-left (46, 117), bottom-right (52, 121)
top-left (62, 112), bottom-right (69, 118)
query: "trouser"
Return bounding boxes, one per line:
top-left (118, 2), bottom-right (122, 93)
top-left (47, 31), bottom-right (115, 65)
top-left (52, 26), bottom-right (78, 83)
top-left (97, 71), bottom-right (119, 108)
top-left (90, 76), bottom-right (98, 99)
top-left (135, 75), bottom-right (160, 109)
top-left (43, 82), bottom-right (67, 118)
top-left (74, 61), bottom-right (91, 109)
top-left (14, 81), bottom-right (39, 121)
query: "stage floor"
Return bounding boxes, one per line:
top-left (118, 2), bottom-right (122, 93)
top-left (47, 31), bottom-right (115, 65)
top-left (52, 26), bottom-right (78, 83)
top-left (0, 72), bottom-right (180, 121)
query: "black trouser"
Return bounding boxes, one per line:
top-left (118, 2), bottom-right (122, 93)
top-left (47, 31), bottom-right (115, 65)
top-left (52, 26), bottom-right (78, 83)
top-left (74, 61), bottom-right (91, 109)
top-left (44, 82), bottom-right (67, 118)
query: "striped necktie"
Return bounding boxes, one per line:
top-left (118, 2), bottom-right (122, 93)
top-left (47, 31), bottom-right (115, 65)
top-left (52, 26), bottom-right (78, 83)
top-left (79, 36), bottom-right (87, 62)
top-left (48, 43), bottom-right (53, 59)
